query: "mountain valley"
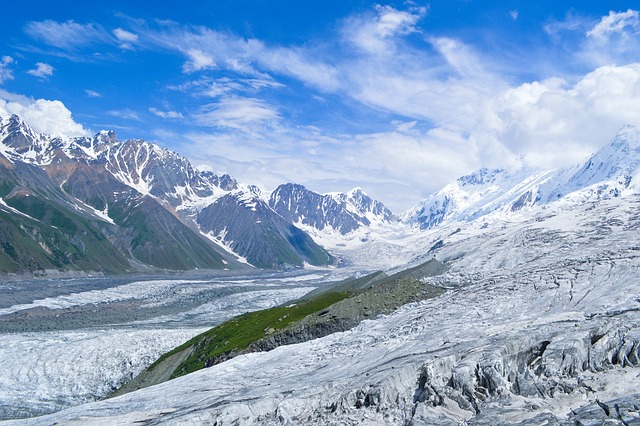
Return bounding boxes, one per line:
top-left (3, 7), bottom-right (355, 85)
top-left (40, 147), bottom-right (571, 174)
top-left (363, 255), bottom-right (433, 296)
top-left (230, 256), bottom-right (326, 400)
top-left (2, 115), bottom-right (640, 424)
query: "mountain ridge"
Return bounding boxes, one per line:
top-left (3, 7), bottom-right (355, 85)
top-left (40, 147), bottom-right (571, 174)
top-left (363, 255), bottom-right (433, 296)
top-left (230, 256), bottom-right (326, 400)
top-left (403, 124), bottom-right (640, 230)
top-left (0, 114), bottom-right (395, 274)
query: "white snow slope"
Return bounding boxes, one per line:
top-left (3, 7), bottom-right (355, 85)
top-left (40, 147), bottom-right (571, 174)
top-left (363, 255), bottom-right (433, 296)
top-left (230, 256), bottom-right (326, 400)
top-left (10, 188), bottom-right (640, 424)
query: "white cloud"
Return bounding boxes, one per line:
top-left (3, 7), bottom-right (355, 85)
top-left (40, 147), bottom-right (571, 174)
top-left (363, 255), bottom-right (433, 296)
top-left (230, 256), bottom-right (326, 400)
top-left (141, 23), bottom-right (340, 91)
top-left (193, 97), bottom-right (280, 136)
top-left (24, 20), bottom-right (111, 50)
top-left (345, 5), bottom-right (426, 54)
top-left (586, 9), bottom-right (640, 40)
top-left (255, 46), bottom-right (340, 92)
top-left (509, 10), bottom-right (519, 21)
top-left (0, 56), bottom-right (14, 84)
top-left (544, 13), bottom-right (587, 36)
top-left (198, 77), bottom-right (283, 98)
top-left (84, 89), bottom-right (101, 98)
top-left (183, 48), bottom-right (215, 72)
top-left (487, 64), bottom-right (640, 169)
top-left (0, 90), bottom-right (90, 137)
top-left (108, 109), bottom-right (141, 121)
top-left (149, 107), bottom-right (183, 119)
top-left (113, 28), bottom-right (138, 50)
top-left (545, 10), bottom-right (640, 68)
top-left (27, 62), bottom-right (54, 78)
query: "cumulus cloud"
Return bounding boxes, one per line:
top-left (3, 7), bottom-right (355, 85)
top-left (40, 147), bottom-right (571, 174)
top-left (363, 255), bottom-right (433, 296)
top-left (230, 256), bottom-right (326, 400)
top-left (0, 56), bottom-right (14, 84)
top-left (113, 28), bottom-right (138, 49)
top-left (0, 91), bottom-right (90, 137)
top-left (492, 64), bottom-right (640, 169)
top-left (149, 107), bottom-right (183, 119)
top-left (27, 62), bottom-right (54, 78)
top-left (84, 89), bottom-right (101, 98)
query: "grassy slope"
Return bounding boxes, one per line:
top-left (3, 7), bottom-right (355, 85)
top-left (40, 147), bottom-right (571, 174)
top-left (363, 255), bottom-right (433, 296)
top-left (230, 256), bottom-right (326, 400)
top-left (113, 259), bottom-right (448, 397)
top-left (0, 195), bottom-right (131, 274)
top-left (160, 291), bottom-right (349, 378)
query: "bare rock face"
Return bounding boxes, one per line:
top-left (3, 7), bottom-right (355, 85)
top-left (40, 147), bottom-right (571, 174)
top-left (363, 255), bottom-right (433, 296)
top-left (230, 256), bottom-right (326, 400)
top-left (269, 183), bottom-right (396, 235)
top-left (197, 187), bottom-right (334, 269)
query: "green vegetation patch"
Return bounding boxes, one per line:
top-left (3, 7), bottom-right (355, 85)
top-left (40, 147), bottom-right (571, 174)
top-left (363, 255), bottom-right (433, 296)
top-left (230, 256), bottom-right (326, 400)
top-left (113, 259), bottom-right (450, 397)
top-left (153, 291), bottom-right (350, 379)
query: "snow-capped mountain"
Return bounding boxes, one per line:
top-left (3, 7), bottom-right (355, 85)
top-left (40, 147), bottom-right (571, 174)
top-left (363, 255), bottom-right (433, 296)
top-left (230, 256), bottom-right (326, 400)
top-left (539, 124), bottom-right (640, 202)
top-left (197, 184), bottom-right (334, 269)
top-left (402, 167), bottom-right (554, 229)
top-left (269, 183), bottom-right (396, 235)
top-left (0, 115), bottom-right (238, 207)
top-left (0, 114), bottom-right (337, 273)
top-left (100, 138), bottom-right (237, 207)
top-left (405, 125), bottom-right (640, 230)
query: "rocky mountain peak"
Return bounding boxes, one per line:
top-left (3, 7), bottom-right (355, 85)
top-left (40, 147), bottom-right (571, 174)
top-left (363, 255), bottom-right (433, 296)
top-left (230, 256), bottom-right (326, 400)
top-left (93, 130), bottom-right (118, 147)
top-left (269, 183), bottom-right (395, 235)
top-left (0, 114), bottom-right (44, 150)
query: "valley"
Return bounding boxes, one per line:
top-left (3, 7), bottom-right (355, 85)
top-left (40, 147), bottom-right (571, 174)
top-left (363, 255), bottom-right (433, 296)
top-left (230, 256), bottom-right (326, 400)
top-left (1, 115), bottom-right (640, 424)
top-left (5, 188), bottom-right (640, 425)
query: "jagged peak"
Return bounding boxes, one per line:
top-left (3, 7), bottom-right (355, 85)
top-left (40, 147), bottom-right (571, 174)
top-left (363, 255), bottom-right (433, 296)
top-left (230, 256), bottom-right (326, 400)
top-left (345, 187), bottom-right (366, 198)
top-left (4, 114), bottom-right (39, 136)
top-left (457, 168), bottom-right (505, 186)
top-left (274, 182), bottom-right (309, 193)
top-left (94, 130), bottom-right (118, 146)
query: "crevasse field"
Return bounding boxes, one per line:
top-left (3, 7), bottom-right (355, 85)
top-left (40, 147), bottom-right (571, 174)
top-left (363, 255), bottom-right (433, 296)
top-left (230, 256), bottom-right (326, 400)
top-left (0, 271), bottom-right (335, 420)
top-left (3, 193), bottom-right (640, 425)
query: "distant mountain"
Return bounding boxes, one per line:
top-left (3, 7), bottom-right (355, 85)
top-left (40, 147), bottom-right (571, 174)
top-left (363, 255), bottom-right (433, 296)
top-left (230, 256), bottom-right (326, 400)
top-left (197, 185), bottom-right (334, 269)
top-left (539, 125), bottom-right (640, 202)
top-left (269, 183), bottom-right (396, 235)
top-left (402, 168), bottom-right (548, 229)
top-left (0, 114), bottom-right (337, 274)
top-left (404, 125), bottom-right (640, 230)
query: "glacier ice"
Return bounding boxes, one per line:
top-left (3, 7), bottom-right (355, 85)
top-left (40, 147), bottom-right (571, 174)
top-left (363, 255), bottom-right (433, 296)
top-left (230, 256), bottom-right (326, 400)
top-left (8, 192), bottom-right (640, 425)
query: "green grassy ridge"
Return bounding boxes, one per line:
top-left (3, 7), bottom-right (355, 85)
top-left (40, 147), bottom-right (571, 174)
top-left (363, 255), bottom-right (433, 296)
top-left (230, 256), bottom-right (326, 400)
top-left (113, 260), bottom-right (449, 397)
top-left (298, 270), bottom-right (388, 301)
top-left (150, 291), bottom-right (350, 379)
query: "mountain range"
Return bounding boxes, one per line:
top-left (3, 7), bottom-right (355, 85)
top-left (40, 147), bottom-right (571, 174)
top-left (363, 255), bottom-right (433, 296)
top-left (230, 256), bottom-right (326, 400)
top-left (403, 125), bottom-right (640, 230)
top-left (2, 111), bottom-right (640, 275)
top-left (0, 113), bottom-right (395, 274)
top-left (19, 122), bottom-right (640, 425)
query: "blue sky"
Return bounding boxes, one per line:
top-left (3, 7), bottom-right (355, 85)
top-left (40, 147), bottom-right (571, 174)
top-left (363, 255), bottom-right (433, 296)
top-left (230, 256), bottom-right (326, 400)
top-left (2, 1), bottom-right (640, 211)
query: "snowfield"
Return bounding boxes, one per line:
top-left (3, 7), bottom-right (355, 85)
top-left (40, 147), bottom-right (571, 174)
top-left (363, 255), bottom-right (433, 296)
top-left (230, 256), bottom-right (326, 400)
top-left (7, 193), bottom-right (640, 424)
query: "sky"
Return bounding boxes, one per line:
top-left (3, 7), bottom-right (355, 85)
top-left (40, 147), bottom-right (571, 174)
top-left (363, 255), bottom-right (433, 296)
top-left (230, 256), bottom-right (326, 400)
top-left (1, 1), bottom-right (640, 212)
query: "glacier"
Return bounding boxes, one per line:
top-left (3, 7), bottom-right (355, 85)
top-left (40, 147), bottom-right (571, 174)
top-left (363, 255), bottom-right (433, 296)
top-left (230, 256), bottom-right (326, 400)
top-left (2, 120), bottom-right (640, 424)
top-left (0, 273), bottom-right (328, 420)
top-left (7, 189), bottom-right (640, 424)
